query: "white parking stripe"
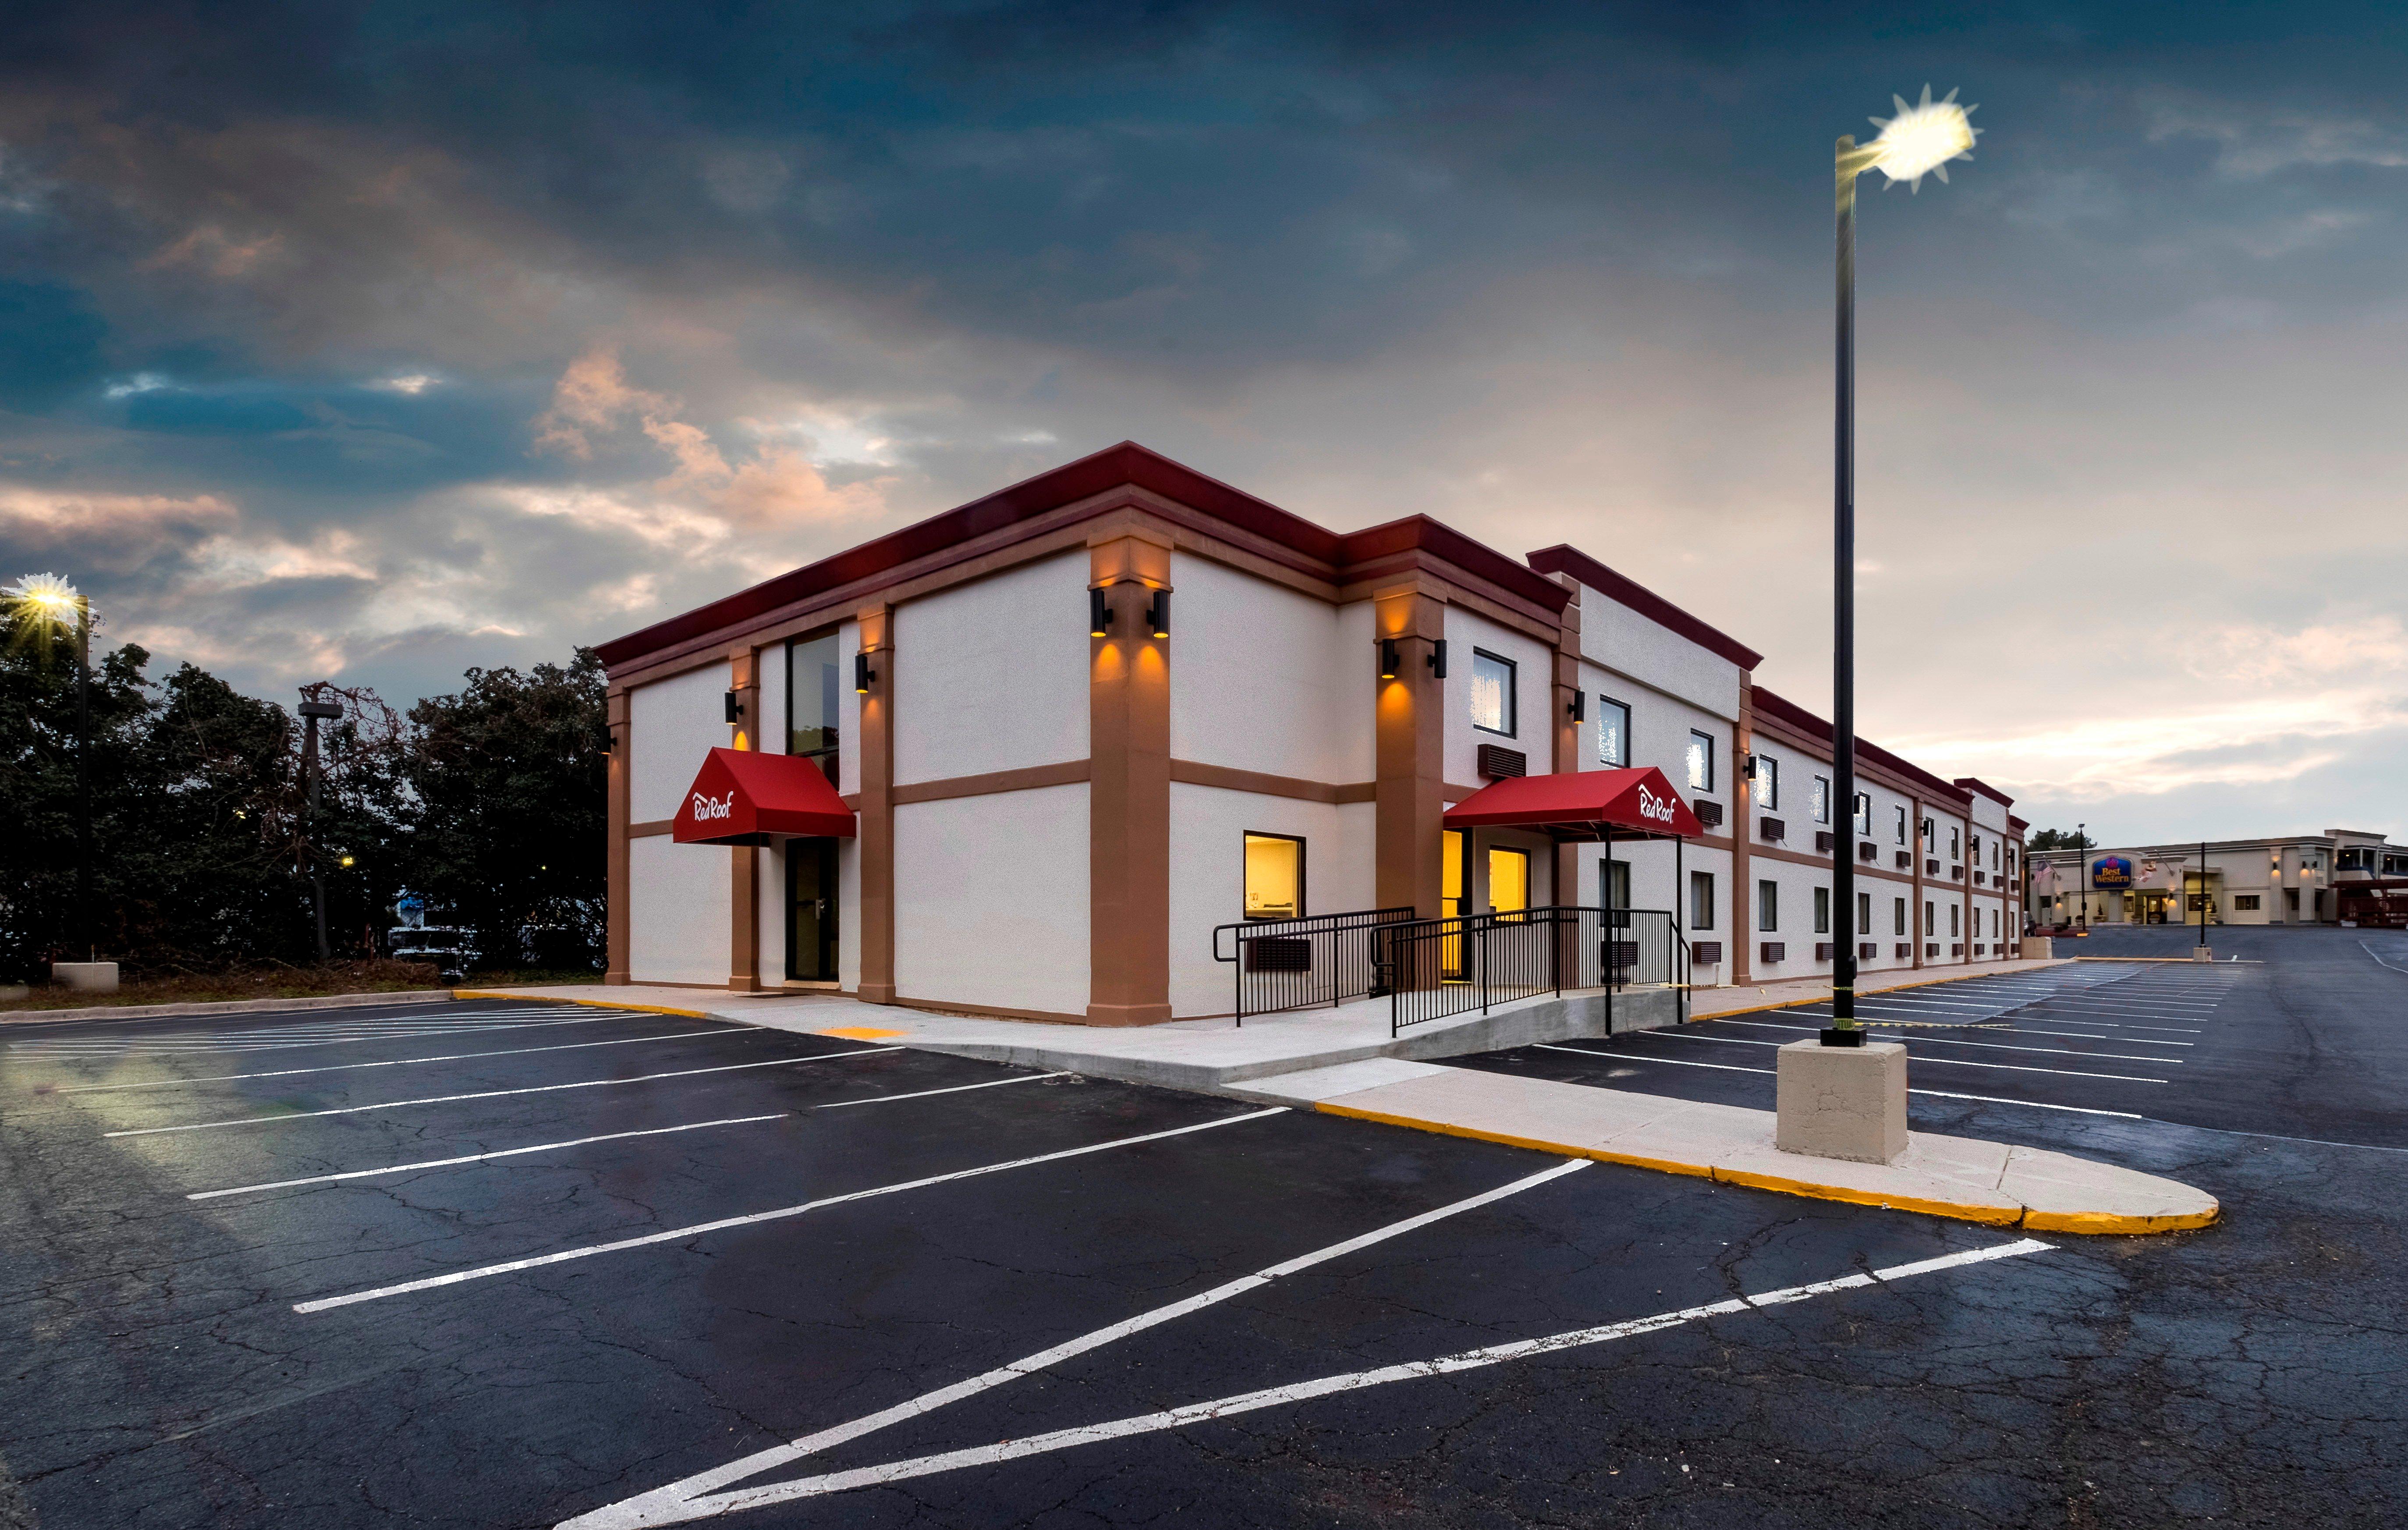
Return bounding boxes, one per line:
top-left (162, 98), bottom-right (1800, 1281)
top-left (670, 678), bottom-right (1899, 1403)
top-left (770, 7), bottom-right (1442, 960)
top-left (13, 1015), bottom-right (629, 1059)
top-left (1641, 1031), bottom-right (2167, 1082)
top-left (187, 1116), bottom-right (789, 1200)
top-left (1707, 1019), bottom-right (2182, 1064)
top-left (559, 1238), bottom-right (2050, 1526)
top-left (813, 1073), bottom-right (1068, 1109)
top-left (102, 1048), bottom-right (903, 1138)
top-left (55, 1028), bottom-right (758, 1093)
top-left (570, 1157), bottom-right (1594, 1526)
top-left (1535, 1045), bottom-right (2149, 1117)
top-left (294, 1108), bottom-right (1290, 1314)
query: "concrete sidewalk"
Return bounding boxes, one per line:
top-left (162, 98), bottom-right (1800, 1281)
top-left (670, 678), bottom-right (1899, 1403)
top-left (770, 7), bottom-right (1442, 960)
top-left (1229, 1059), bottom-right (2218, 1236)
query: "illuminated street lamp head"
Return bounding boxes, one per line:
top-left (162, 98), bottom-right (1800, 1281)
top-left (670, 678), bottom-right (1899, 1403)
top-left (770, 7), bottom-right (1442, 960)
top-left (4, 572), bottom-right (82, 624)
top-left (1867, 85), bottom-right (1980, 191)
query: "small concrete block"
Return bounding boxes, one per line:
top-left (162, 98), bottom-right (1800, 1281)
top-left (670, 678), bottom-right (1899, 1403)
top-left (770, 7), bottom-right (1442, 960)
top-left (2024, 936), bottom-right (2054, 958)
top-left (51, 961), bottom-right (119, 993)
top-left (2192, 947), bottom-right (2214, 963)
top-left (1776, 1039), bottom-right (1908, 1164)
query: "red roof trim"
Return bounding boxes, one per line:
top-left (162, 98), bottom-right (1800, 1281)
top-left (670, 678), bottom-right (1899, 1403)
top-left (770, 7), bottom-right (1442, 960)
top-left (1523, 545), bottom-right (1764, 671)
top-left (1952, 776), bottom-right (2016, 809)
top-left (1748, 687), bottom-right (1974, 809)
top-left (598, 442), bottom-right (1566, 670)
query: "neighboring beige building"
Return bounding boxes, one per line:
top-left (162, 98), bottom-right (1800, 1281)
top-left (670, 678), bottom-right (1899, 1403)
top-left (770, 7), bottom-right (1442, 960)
top-left (2026, 831), bottom-right (2408, 927)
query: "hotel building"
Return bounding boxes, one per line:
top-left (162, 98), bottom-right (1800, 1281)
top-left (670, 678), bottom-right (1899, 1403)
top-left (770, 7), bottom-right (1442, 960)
top-left (597, 442), bottom-right (2029, 1023)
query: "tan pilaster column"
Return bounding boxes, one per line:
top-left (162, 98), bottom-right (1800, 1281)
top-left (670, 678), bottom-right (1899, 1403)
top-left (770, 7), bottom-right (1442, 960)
top-left (856, 606), bottom-right (897, 1004)
top-left (1087, 534), bottom-right (1173, 1026)
top-left (1732, 681), bottom-right (1754, 987)
top-left (605, 686), bottom-right (631, 985)
top-left (1911, 795), bottom-right (1926, 969)
top-left (727, 649), bottom-right (762, 993)
top-left (1549, 580), bottom-right (1583, 909)
top-left (1374, 588), bottom-right (1447, 919)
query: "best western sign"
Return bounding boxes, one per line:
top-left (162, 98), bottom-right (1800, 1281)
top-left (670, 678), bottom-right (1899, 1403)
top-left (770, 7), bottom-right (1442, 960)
top-left (2090, 856), bottom-right (2134, 889)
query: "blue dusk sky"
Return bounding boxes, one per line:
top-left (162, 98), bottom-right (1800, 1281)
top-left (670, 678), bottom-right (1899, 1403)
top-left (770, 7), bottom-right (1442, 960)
top-left (2, 2), bottom-right (2402, 844)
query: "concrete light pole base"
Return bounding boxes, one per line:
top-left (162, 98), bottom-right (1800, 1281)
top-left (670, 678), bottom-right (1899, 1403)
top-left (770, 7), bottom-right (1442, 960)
top-left (52, 961), bottom-right (119, 993)
top-left (1776, 1038), bottom-right (1908, 1164)
top-left (2192, 947), bottom-right (2214, 963)
top-left (2023, 936), bottom-right (2053, 958)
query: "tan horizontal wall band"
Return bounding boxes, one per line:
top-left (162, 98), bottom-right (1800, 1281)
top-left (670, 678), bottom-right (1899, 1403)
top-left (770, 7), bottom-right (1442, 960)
top-left (892, 759), bottom-right (1094, 806)
top-left (1170, 759), bottom-right (1377, 805)
top-left (630, 819), bottom-right (676, 839)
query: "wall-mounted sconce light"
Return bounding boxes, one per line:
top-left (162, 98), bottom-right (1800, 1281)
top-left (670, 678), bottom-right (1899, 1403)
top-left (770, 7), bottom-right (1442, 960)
top-left (1745, 753), bottom-right (1759, 778)
top-left (855, 653), bottom-right (875, 693)
top-left (1090, 587), bottom-right (1112, 637)
top-left (1429, 639), bottom-right (1448, 678)
top-left (1570, 692), bottom-right (1586, 722)
top-left (1379, 638), bottom-right (1400, 679)
top-left (724, 690), bottom-right (743, 724)
top-left (1148, 589), bottom-right (1170, 639)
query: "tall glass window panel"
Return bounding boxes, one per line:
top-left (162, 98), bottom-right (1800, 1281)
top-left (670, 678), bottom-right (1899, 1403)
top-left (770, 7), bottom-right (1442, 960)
top-left (1894, 897), bottom-right (1907, 935)
top-left (1812, 776), bottom-right (1830, 825)
top-left (1894, 805), bottom-right (1908, 844)
top-left (1597, 697), bottom-right (1631, 767)
top-left (1603, 857), bottom-right (1631, 911)
top-left (1858, 891), bottom-right (1871, 936)
top-left (1470, 650), bottom-right (1516, 736)
top-left (1814, 886), bottom-right (1830, 934)
top-left (1690, 871), bottom-right (1716, 930)
top-left (1243, 833), bottom-right (1305, 919)
top-left (786, 633), bottom-right (842, 781)
top-left (1758, 756), bottom-right (1778, 813)
top-left (1758, 880), bottom-right (1778, 931)
top-left (1854, 793), bottom-right (1871, 835)
top-left (1687, 731), bottom-right (1714, 793)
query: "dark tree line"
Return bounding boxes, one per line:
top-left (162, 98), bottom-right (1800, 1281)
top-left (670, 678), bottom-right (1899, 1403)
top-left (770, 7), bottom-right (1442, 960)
top-left (0, 634), bottom-right (606, 981)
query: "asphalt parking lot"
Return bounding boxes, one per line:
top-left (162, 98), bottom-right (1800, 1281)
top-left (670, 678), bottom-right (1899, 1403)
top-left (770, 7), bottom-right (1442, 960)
top-left (4, 930), bottom-right (2405, 1529)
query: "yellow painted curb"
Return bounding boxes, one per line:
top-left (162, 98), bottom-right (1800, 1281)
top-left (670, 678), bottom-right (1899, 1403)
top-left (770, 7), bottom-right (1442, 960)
top-left (819, 1026), bottom-right (908, 1040)
top-left (1315, 1101), bottom-right (2217, 1236)
top-left (451, 990), bottom-right (714, 1020)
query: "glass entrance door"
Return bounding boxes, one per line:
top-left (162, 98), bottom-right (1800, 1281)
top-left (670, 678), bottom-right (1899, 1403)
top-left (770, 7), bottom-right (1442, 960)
top-left (1489, 847), bottom-right (1530, 921)
top-left (1441, 830), bottom-right (1467, 979)
top-left (787, 838), bottom-right (838, 981)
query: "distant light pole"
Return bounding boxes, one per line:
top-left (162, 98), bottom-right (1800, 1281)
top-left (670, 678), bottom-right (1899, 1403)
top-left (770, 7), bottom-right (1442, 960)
top-left (5, 573), bottom-right (96, 960)
top-left (2076, 821), bottom-right (2087, 931)
top-left (298, 694), bottom-right (344, 963)
top-left (1827, 87), bottom-right (1981, 1046)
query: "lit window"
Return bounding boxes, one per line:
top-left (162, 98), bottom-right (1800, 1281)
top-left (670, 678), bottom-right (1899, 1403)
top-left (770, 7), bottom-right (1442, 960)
top-left (1243, 833), bottom-right (1304, 919)
top-left (1597, 697), bottom-right (1631, 767)
top-left (1757, 756), bottom-right (1779, 812)
top-left (1469, 650), bottom-right (1516, 736)
top-left (1812, 776), bottom-right (1830, 825)
top-left (1687, 730), bottom-right (1714, 793)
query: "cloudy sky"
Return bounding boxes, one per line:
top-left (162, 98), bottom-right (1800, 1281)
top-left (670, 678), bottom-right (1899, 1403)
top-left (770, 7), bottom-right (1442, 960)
top-left (2, 1), bottom-right (2402, 844)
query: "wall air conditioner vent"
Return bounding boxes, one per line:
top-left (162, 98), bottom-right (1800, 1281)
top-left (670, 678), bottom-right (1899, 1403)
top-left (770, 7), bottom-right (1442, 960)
top-left (1476, 744), bottom-right (1526, 780)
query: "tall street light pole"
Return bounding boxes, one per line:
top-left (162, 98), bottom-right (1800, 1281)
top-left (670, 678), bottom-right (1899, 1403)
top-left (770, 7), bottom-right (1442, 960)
top-left (1824, 87), bottom-right (1981, 1047)
top-left (298, 696), bottom-right (343, 963)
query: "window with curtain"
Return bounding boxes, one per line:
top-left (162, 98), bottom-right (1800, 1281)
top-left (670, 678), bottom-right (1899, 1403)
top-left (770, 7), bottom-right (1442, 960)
top-left (1470, 649), bottom-right (1516, 735)
top-left (1757, 756), bottom-right (1778, 812)
top-left (1814, 886), bottom-right (1830, 934)
top-left (1597, 697), bottom-right (1631, 767)
top-left (1812, 776), bottom-right (1830, 825)
top-left (1243, 833), bottom-right (1305, 919)
top-left (1757, 880), bottom-right (1778, 931)
top-left (1687, 730), bottom-right (1714, 793)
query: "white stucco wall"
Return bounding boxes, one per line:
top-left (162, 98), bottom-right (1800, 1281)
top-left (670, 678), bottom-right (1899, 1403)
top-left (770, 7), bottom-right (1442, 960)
top-left (1575, 582), bottom-right (1744, 721)
top-left (893, 782), bottom-right (1090, 1015)
top-left (1170, 554), bottom-right (1351, 783)
top-left (629, 661), bottom-right (731, 824)
top-left (1166, 786), bottom-right (1372, 1017)
top-left (1444, 607), bottom-right (1553, 786)
top-left (894, 551), bottom-right (1089, 787)
top-left (628, 834), bottom-right (729, 986)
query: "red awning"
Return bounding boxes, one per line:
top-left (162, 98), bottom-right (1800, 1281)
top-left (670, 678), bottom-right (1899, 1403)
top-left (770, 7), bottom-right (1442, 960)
top-left (1442, 766), bottom-right (1703, 838)
top-left (673, 747), bottom-right (856, 845)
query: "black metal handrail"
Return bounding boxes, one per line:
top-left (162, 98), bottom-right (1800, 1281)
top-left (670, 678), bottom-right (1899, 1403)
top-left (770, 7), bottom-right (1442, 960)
top-left (1380, 905), bottom-right (1681, 1035)
top-left (1212, 906), bottom-right (1417, 1026)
